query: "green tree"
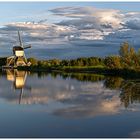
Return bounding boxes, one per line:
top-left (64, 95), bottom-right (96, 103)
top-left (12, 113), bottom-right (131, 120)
top-left (104, 56), bottom-right (121, 69)
top-left (119, 42), bottom-right (137, 68)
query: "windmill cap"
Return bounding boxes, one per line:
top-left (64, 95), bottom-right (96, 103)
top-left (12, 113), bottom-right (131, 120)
top-left (13, 46), bottom-right (24, 50)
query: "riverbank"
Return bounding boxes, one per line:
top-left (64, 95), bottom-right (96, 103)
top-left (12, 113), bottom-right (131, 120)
top-left (17, 65), bottom-right (140, 79)
top-left (1, 42), bottom-right (140, 79)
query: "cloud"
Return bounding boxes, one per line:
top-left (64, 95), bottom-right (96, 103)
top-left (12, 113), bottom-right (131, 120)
top-left (51, 7), bottom-right (123, 30)
top-left (0, 22), bottom-right (76, 47)
top-left (125, 19), bottom-right (140, 30)
top-left (0, 6), bottom-right (140, 58)
top-left (50, 6), bottom-right (140, 46)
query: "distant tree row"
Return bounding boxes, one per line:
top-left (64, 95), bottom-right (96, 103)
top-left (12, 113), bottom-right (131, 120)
top-left (28, 56), bottom-right (104, 68)
top-left (27, 42), bottom-right (140, 70)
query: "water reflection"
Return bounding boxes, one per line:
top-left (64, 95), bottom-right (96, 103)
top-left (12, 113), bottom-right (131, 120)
top-left (120, 80), bottom-right (140, 108)
top-left (1, 70), bottom-right (140, 118)
top-left (5, 69), bottom-right (31, 104)
top-left (0, 70), bottom-right (139, 137)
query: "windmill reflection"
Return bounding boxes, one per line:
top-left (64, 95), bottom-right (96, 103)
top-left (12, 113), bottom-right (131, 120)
top-left (6, 69), bottom-right (31, 104)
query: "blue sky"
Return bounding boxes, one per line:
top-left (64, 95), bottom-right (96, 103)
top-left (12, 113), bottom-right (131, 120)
top-left (0, 2), bottom-right (140, 24)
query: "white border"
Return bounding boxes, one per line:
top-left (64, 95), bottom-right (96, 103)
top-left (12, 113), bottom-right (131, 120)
top-left (0, 0), bottom-right (140, 2)
top-left (0, 0), bottom-right (139, 140)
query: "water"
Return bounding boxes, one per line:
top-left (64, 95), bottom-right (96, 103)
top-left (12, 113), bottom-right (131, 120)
top-left (0, 70), bottom-right (140, 138)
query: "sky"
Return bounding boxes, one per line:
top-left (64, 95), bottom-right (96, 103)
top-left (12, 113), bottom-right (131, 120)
top-left (0, 2), bottom-right (140, 59)
top-left (1, 2), bottom-right (140, 24)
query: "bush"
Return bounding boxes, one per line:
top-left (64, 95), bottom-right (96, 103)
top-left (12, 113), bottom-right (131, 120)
top-left (28, 58), bottom-right (38, 66)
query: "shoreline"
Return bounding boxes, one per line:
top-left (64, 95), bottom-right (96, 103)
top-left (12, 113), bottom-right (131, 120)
top-left (16, 66), bottom-right (140, 79)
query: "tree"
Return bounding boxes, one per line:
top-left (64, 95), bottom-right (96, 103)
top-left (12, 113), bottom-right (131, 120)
top-left (104, 56), bottom-right (121, 69)
top-left (119, 42), bottom-right (137, 68)
top-left (119, 42), bottom-right (130, 57)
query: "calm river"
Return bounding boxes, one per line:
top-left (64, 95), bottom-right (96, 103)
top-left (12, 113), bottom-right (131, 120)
top-left (0, 70), bottom-right (140, 138)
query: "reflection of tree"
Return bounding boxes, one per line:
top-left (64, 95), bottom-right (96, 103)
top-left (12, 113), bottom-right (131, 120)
top-left (104, 77), bottom-right (124, 89)
top-left (104, 77), bottom-right (140, 108)
top-left (59, 73), bottom-right (105, 82)
top-left (57, 73), bottom-right (140, 108)
top-left (34, 71), bottom-right (106, 82)
top-left (21, 71), bottom-right (140, 108)
top-left (120, 81), bottom-right (140, 108)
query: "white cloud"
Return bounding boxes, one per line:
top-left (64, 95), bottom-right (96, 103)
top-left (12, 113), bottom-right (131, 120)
top-left (50, 6), bottom-right (140, 45)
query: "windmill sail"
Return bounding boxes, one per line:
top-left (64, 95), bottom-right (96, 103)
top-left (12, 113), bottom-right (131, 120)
top-left (18, 31), bottom-right (23, 47)
top-left (23, 45), bottom-right (31, 49)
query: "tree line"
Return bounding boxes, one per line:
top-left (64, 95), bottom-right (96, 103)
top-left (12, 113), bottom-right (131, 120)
top-left (0, 42), bottom-right (140, 70)
top-left (26, 42), bottom-right (140, 70)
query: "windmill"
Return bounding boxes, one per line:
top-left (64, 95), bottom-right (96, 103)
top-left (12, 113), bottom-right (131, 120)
top-left (6, 31), bottom-right (31, 68)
